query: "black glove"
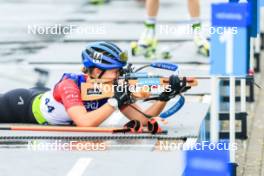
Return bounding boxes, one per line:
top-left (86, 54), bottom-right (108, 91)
top-left (157, 75), bottom-right (191, 102)
top-left (113, 80), bottom-right (133, 108)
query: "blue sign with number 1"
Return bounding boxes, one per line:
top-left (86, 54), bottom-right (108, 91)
top-left (210, 3), bottom-right (251, 76)
top-left (261, 0), bottom-right (264, 6)
top-left (211, 27), bottom-right (249, 76)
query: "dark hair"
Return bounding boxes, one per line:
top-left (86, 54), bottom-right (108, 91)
top-left (82, 67), bottom-right (95, 74)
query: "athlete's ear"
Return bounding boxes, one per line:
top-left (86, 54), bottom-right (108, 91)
top-left (92, 68), bottom-right (101, 77)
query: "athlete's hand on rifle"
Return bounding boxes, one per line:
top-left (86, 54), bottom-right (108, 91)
top-left (113, 80), bottom-right (133, 108)
top-left (157, 75), bottom-right (191, 102)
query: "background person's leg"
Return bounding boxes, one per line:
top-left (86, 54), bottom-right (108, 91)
top-left (146, 0), bottom-right (159, 17)
top-left (132, 0), bottom-right (160, 59)
top-left (138, 0), bottom-right (159, 46)
top-left (188, 0), bottom-right (200, 19)
top-left (187, 0), bottom-right (210, 57)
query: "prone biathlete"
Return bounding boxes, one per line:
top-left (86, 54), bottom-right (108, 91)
top-left (0, 41), bottom-right (189, 127)
top-left (136, 0), bottom-right (210, 57)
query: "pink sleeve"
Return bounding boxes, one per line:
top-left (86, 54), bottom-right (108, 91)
top-left (53, 79), bottom-right (84, 110)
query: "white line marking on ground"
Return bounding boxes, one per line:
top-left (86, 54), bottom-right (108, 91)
top-left (202, 95), bottom-right (211, 104)
top-left (67, 158), bottom-right (93, 176)
top-left (183, 138), bottom-right (197, 149)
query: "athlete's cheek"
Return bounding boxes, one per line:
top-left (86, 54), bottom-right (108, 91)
top-left (116, 71), bottom-right (120, 78)
top-left (112, 71), bottom-right (120, 78)
top-left (105, 73), bottom-right (117, 79)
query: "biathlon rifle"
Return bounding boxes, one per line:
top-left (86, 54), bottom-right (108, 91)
top-left (81, 61), bottom-right (198, 119)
